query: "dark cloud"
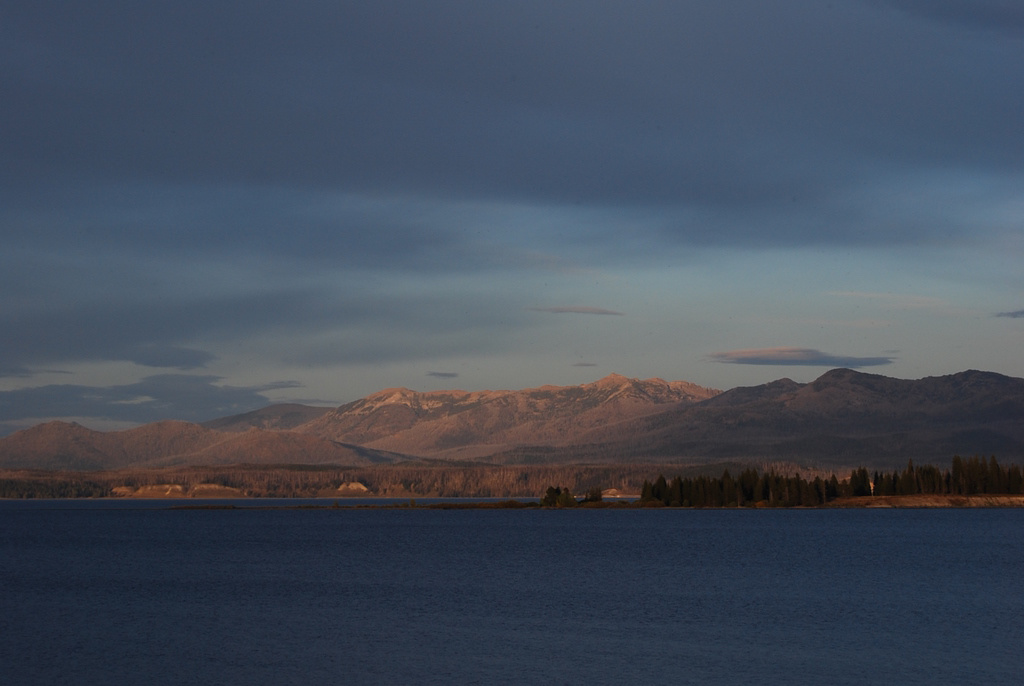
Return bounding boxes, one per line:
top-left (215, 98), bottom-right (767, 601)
top-left (0, 274), bottom-right (531, 375)
top-left (531, 306), bottom-right (625, 316)
top-left (573, 362), bottom-right (599, 367)
top-left (709, 347), bottom-right (895, 368)
top-left (996, 310), bottom-right (1024, 319)
top-left (0, 374), bottom-right (298, 431)
top-left (426, 371), bottom-right (459, 379)
top-left (124, 345), bottom-right (215, 370)
top-left (2, 1), bottom-right (1020, 257)
top-left (0, 184), bottom-right (470, 273)
top-left (0, 289), bottom-right (310, 375)
top-left (0, 365), bottom-right (35, 378)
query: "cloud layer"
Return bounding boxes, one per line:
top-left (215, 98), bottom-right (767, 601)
top-left (531, 307), bottom-right (626, 316)
top-left (709, 348), bottom-right (895, 368)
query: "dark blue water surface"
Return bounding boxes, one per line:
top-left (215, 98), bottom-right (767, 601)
top-left (2, 502), bottom-right (1022, 685)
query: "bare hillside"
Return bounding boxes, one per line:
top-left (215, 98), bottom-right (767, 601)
top-left (297, 374), bottom-right (721, 459)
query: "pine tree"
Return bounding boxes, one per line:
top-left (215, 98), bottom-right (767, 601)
top-left (668, 476), bottom-right (683, 507)
top-left (1008, 464), bottom-right (1023, 495)
top-left (721, 470), bottom-right (736, 507)
top-left (988, 456), bottom-right (1006, 494)
top-left (541, 486), bottom-right (561, 506)
top-left (556, 488), bottom-right (577, 507)
top-left (951, 455), bottom-right (965, 494)
top-left (898, 460), bottom-right (918, 495)
top-left (826, 475), bottom-right (840, 502)
top-left (652, 475), bottom-right (668, 504)
top-left (850, 467), bottom-right (872, 497)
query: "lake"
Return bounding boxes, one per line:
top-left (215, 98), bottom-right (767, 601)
top-left (1, 501), bottom-right (1021, 685)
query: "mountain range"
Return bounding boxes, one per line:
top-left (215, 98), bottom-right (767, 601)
top-left (1, 369), bottom-right (1021, 471)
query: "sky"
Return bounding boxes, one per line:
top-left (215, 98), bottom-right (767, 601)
top-left (2, 1), bottom-right (1022, 433)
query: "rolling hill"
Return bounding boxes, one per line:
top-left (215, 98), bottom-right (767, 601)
top-left (0, 419), bottom-right (402, 471)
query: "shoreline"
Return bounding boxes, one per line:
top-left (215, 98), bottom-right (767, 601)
top-left (6, 493), bottom-right (1024, 509)
top-left (154, 494), bottom-right (1024, 510)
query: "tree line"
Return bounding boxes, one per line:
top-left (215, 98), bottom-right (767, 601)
top-left (1, 455), bottom-right (1020, 502)
top-left (870, 455), bottom-right (1023, 496)
top-left (634, 455), bottom-right (1023, 508)
top-left (0, 477), bottom-right (111, 499)
top-left (637, 469), bottom-right (839, 507)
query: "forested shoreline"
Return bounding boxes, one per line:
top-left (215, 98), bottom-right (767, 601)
top-left (1, 455), bottom-right (1021, 505)
top-left (631, 455), bottom-right (1023, 508)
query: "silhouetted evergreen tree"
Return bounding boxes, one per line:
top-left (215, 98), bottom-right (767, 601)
top-left (556, 488), bottom-right (578, 507)
top-left (541, 485), bottom-right (561, 506)
top-left (951, 455), bottom-right (966, 494)
top-left (826, 475), bottom-right (840, 501)
top-left (738, 468), bottom-right (758, 506)
top-left (917, 465), bottom-right (943, 494)
top-left (808, 477), bottom-right (825, 506)
top-left (897, 460), bottom-right (918, 495)
top-left (1008, 464), bottom-right (1023, 495)
top-left (667, 476), bottom-right (683, 507)
top-left (988, 456), bottom-right (1006, 494)
top-left (849, 467), bottom-right (872, 497)
top-left (652, 475), bottom-right (668, 504)
top-left (721, 470), bottom-right (736, 507)
top-left (872, 471), bottom-right (885, 496)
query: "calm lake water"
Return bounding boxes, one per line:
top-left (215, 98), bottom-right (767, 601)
top-left (2, 501), bottom-right (1022, 685)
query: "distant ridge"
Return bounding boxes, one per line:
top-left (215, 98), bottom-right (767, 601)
top-left (577, 368), bottom-right (1024, 466)
top-left (202, 403), bottom-right (332, 432)
top-left (1, 370), bottom-right (1022, 471)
